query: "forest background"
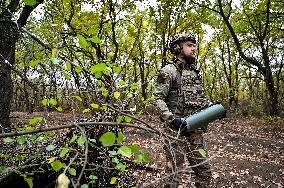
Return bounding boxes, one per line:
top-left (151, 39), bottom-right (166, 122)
top-left (0, 0), bottom-right (283, 187)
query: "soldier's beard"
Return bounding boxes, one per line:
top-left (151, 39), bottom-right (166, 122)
top-left (181, 54), bottom-right (196, 65)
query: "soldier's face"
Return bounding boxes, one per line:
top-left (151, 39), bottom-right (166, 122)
top-left (181, 41), bottom-right (196, 58)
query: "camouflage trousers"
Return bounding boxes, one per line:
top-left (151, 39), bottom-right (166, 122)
top-left (163, 128), bottom-right (212, 188)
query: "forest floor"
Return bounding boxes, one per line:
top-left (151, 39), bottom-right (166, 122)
top-left (5, 112), bottom-right (284, 187)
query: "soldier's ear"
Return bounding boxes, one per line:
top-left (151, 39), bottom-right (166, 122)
top-left (172, 44), bottom-right (181, 55)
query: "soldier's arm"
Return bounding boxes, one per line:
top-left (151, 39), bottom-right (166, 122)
top-left (153, 67), bottom-right (174, 122)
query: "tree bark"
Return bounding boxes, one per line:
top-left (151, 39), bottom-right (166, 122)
top-left (0, 0), bottom-right (44, 131)
top-left (0, 20), bottom-right (18, 131)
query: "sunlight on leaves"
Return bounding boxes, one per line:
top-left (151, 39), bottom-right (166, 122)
top-left (118, 146), bottom-right (132, 158)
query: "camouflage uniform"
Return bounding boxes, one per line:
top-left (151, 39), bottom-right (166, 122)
top-left (153, 59), bottom-right (212, 187)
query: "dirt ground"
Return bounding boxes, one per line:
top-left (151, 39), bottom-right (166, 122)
top-left (123, 115), bottom-right (284, 187)
top-left (5, 112), bottom-right (284, 187)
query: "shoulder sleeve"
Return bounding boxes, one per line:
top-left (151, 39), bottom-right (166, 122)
top-left (152, 65), bottom-right (176, 121)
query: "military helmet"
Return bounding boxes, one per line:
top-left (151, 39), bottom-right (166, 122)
top-left (169, 31), bottom-right (196, 54)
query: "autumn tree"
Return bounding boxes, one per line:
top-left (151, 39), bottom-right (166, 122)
top-left (192, 0), bottom-right (284, 115)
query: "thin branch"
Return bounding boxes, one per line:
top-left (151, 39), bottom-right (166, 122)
top-left (75, 124), bottom-right (88, 187)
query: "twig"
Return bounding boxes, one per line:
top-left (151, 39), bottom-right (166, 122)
top-left (75, 124), bottom-right (88, 187)
top-left (0, 121), bottom-right (185, 143)
top-left (63, 152), bottom-right (79, 174)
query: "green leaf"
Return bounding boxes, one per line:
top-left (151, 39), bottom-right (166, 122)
top-left (49, 98), bottom-right (57, 106)
top-left (69, 168), bottom-right (76, 176)
top-left (82, 108), bottom-right (90, 113)
top-left (110, 177), bottom-right (117, 184)
top-left (112, 157), bottom-right (119, 164)
top-left (95, 71), bottom-right (103, 78)
top-left (130, 83), bottom-right (138, 90)
top-left (15, 154), bottom-right (25, 161)
top-left (77, 136), bottom-right (86, 147)
top-left (103, 68), bottom-right (111, 76)
top-left (52, 48), bottom-right (58, 58)
top-left (116, 131), bottom-right (123, 144)
top-left (28, 117), bottom-right (43, 125)
top-left (116, 115), bottom-right (123, 124)
top-left (89, 36), bottom-right (101, 43)
top-left (74, 96), bottom-right (83, 102)
top-left (30, 134), bottom-right (37, 142)
top-left (17, 135), bottom-right (25, 144)
top-left (118, 146), bottom-right (132, 158)
top-left (116, 163), bottom-right (126, 172)
top-left (51, 161), bottom-right (66, 172)
top-left (118, 80), bottom-right (127, 85)
top-left (113, 66), bottom-right (121, 73)
top-left (63, 72), bottom-right (70, 80)
top-left (29, 60), bottom-right (40, 67)
top-left (89, 175), bottom-right (98, 180)
top-left (142, 153), bottom-right (150, 163)
top-left (3, 137), bottom-right (14, 143)
top-left (81, 184), bottom-right (88, 188)
top-left (99, 132), bottom-right (116, 147)
top-left (42, 99), bottom-right (48, 106)
top-left (90, 63), bottom-right (106, 73)
top-left (48, 157), bottom-right (56, 163)
top-left (77, 34), bottom-right (89, 49)
top-left (65, 62), bottom-right (72, 70)
top-left (134, 154), bottom-right (143, 164)
top-left (124, 115), bottom-right (132, 123)
top-left (24, 0), bottom-right (36, 6)
top-left (24, 177), bottom-right (33, 188)
top-left (57, 107), bottom-right (63, 112)
top-left (130, 144), bottom-right (140, 153)
top-left (75, 66), bottom-right (82, 73)
top-left (46, 144), bottom-right (56, 151)
top-left (59, 147), bottom-right (69, 158)
top-left (198, 148), bottom-right (206, 158)
top-left (50, 57), bottom-right (59, 64)
top-left (70, 134), bottom-right (77, 143)
top-left (113, 91), bottom-right (121, 100)
top-left (63, 0), bottom-right (71, 4)
top-left (90, 103), bottom-right (99, 109)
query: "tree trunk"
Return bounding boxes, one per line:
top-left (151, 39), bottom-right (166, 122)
top-left (0, 21), bottom-right (19, 131)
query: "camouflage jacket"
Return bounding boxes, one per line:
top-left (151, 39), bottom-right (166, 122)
top-left (153, 59), bottom-right (211, 122)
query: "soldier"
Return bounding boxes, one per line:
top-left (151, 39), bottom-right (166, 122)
top-left (153, 31), bottom-right (212, 187)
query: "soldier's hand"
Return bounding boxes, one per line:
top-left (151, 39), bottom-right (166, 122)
top-left (170, 118), bottom-right (187, 130)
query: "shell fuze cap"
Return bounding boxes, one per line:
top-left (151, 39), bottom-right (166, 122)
top-left (169, 31), bottom-right (196, 53)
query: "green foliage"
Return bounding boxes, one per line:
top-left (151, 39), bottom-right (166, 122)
top-left (118, 146), bottom-right (132, 158)
top-left (28, 117), bottom-right (43, 125)
top-left (51, 161), bottom-right (66, 172)
top-left (99, 132), bottom-right (116, 147)
top-left (24, 0), bottom-right (36, 6)
top-left (69, 168), bottom-right (76, 176)
top-left (198, 148), bottom-right (206, 158)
